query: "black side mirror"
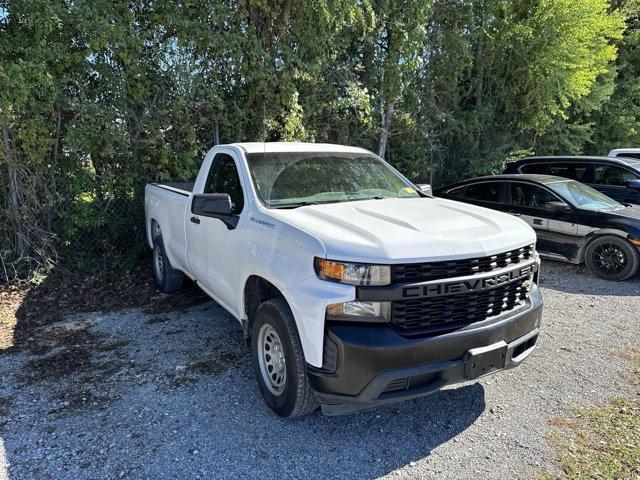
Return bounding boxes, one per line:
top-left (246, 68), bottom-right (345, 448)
top-left (628, 179), bottom-right (640, 191)
top-left (544, 201), bottom-right (572, 213)
top-left (192, 193), bottom-right (233, 216)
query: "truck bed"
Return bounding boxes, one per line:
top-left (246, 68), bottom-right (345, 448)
top-left (151, 181), bottom-right (195, 196)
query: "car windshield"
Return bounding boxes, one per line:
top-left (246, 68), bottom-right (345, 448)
top-left (245, 151), bottom-right (420, 207)
top-left (547, 180), bottom-right (625, 211)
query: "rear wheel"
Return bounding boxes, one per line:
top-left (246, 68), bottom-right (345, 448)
top-left (585, 235), bottom-right (639, 281)
top-left (153, 236), bottom-right (184, 293)
top-left (251, 298), bottom-right (319, 418)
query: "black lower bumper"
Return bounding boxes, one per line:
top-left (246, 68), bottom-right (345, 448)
top-left (308, 285), bottom-right (543, 415)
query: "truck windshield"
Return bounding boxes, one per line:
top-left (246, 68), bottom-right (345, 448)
top-left (547, 180), bottom-right (625, 211)
top-left (246, 151), bottom-right (420, 207)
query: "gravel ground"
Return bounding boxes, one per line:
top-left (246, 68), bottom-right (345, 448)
top-left (0, 261), bottom-right (638, 480)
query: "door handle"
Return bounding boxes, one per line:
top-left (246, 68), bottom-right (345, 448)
top-left (533, 218), bottom-right (543, 226)
top-left (190, 216), bottom-right (200, 224)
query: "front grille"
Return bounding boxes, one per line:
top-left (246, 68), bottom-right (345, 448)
top-left (392, 244), bottom-right (535, 283)
top-left (391, 278), bottom-right (530, 336)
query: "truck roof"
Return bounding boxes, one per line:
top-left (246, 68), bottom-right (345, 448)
top-left (229, 142), bottom-right (371, 155)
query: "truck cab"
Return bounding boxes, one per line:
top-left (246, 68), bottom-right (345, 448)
top-left (145, 143), bottom-right (543, 417)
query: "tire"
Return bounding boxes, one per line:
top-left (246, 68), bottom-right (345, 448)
top-left (153, 236), bottom-right (184, 293)
top-left (584, 235), bottom-right (640, 281)
top-left (251, 298), bottom-right (319, 418)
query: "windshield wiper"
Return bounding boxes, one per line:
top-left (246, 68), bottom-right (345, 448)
top-left (271, 201), bottom-right (321, 209)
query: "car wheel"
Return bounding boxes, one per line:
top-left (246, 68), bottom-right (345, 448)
top-left (584, 235), bottom-right (640, 281)
top-left (153, 236), bottom-right (184, 293)
top-left (251, 298), bottom-right (319, 418)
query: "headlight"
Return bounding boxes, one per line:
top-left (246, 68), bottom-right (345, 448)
top-left (314, 258), bottom-right (391, 286)
top-left (326, 301), bottom-right (391, 323)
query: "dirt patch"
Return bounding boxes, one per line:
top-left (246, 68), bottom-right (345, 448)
top-left (0, 283), bottom-right (25, 349)
top-left (614, 347), bottom-right (640, 387)
top-left (542, 329), bottom-right (640, 479)
top-left (615, 347), bottom-right (640, 366)
top-left (543, 399), bottom-right (640, 479)
top-left (547, 417), bottom-right (573, 429)
top-left (96, 339), bottom-right (130, 352)
top-left (18, 321), bottom-right (99, 356)
top-left (186, 342), bottom-right (246, 376)
top-left (11, 320), bottom-right (128, 417)
top-left (24, 346), bottom-right (95, 381)
top-left (187, 352), bottom-right (244, 375)
top-left (0, 261), bottom-right (209, 351)
top-left (162, 342), bottom-right (248, 390)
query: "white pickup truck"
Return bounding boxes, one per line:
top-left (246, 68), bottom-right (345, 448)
top-left (145, 143), bottom-right (543, 417)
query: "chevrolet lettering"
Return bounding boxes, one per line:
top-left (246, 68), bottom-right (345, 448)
top-left (402, 263), bottom-right (537, 299)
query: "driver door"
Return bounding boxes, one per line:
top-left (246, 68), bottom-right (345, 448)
top-left (186, 151), bottom-right (246, 314)
top-left (505, 181), bottom-right (579, 260)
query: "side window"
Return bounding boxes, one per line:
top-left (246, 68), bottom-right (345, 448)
top-left (547, 163), bottom-right (588, 182)
top-left (203, 154), bottom-right (245, 214)
top-left (594, 164), bottom-right (638, 187)
top-left (520, 163), bottom-right (549, 174)
top-left (613, 152), bottom-right (640, 160)
top-left (508, 183), bottom-right (562, 210)
top-left (463, 182), bottom-right (501, 202)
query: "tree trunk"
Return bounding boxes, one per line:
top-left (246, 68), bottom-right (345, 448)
top-left (361, 39), bottom-right (374, 92)
top-left (377, 99), bottom-right (396, 158)
top-left (474, 7), bottom-right (485, 107)
top-left (49, 108), bottom-right (62, 230)
top-left (1, 123), bottom-right (25, 256)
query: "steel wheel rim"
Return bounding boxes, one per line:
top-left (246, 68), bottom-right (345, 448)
top-left (154, 247), bottom-right (165, 282)
top-left (593, 243), bottom-right (627, 275)
top-left (257, 324), bottom-right (287, 396)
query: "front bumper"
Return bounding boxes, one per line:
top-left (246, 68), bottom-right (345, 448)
top-left (308, 284), bottom-right (543, 415)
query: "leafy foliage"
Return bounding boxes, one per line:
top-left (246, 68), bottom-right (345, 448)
top-left (0, 0), bottom-right (635, 280)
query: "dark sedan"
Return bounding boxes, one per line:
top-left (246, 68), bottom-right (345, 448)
top-left (435, 174), bottom-right (640, 281)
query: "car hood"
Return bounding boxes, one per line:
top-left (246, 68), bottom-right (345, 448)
top-left (269, 197), bottom-right (536, 263)
top-left (608, 204), bottom-right (640, 220)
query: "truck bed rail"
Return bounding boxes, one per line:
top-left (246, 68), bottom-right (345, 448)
top-left (150, 182), bottom-right (194, 196)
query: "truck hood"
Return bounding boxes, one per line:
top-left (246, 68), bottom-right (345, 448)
top-left (268, 197), bottom-right (536, 263)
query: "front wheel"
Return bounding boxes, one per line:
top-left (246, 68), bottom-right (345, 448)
top-left (584, 235), bottom-right (639, 281)
top-left (251, 299), bottom-right (319, 418)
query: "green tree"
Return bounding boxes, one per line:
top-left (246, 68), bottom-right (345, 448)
top-left (0, 0), bottom-right (633, 281)
top-left (588, 0), bottom-right (640, 154)
top-left (413, 0), bottom-right (624, 183)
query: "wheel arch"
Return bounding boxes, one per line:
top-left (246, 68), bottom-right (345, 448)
top-left (148, 218), bottom-right (161, 247)
top-left (243, 275), bottom-right (291, 340)
top-left (577, 228), bottom-right (630, 264)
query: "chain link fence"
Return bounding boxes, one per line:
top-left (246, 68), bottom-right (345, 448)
top-left (0, 175), bottom-right (150, 284)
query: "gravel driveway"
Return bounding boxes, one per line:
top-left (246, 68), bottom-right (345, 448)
top-left (0, 261), bottom-right (638, 480)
